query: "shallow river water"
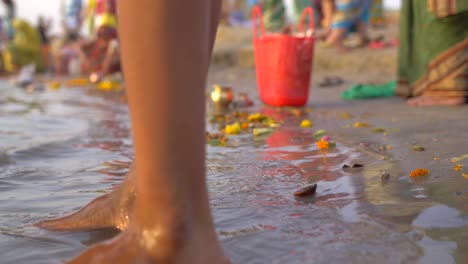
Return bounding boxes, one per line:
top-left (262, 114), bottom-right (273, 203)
top-left (0, 81), bottom-right (466, 263)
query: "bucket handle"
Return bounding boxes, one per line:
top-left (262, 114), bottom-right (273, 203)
top-left (298, 7), bottom-right (315, 36)
top-left (252, 5), bottom-right (265, 39)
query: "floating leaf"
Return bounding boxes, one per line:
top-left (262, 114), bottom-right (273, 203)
top-left (253, 128), bottom-right (273, 136)
top-left (412, 145), bottom-right (425, 152)
top-left (313, 129), bottom-right (327, 139)
top-left (372, 127), bottom-right (386, 133)
top-left (451, 154), bottom-right (468, 163)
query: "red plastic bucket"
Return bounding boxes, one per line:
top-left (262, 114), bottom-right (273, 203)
top-left (252, 6), bottom-right (315, 107)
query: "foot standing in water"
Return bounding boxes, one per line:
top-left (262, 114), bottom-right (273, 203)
top-left (396, 0), bottom-right (468, 106)
top-left (37, 0), bottom-right (227, 263)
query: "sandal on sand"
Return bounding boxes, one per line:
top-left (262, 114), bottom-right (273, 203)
top-left (319, 76), bottom-right (345, 88)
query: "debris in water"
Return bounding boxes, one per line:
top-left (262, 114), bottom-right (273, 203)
top-left (372, 127), bottom-right (386, 133)
top-left (454, 164), bottom-right (463, 171)
top-left (353, 122), bottom-right (369, 128)
top-left (451, 154), bottom-right (468, 163)
top-left (433, 156), bottom-right (439, 161)
top-left (205, 132), bottom-right (228, 146)
top-left (462, 173), bottom-right (468, 179)
top-left (294, 184), bottom-right (317, 197)
top-left (341, 112), bottom-right (354, 119)
top-left (380, 170), bottom-right (390, 181)
top-left (343, 163), bottom-right (364, 170)
top-left (412, 145), bottom-right (425, 152)
top-left (410, 168), bottom-right (429, 178)
top-left (253, 127), bottom-right (273, 136)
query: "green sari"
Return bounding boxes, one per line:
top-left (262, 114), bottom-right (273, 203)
top-left (397, 0), bottom-right (468, 98)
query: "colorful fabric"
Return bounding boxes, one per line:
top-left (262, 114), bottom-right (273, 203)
top-left (331, 0), bottom-right (372, 30)
top-left (3, 19), bottom-right (43, 72)
top-left (262, 0), bottom-right (286, 31)
top-left (341, 80), bottom-right (396, 100)
top-left (427, 0), bottom-right (468, 18)
top-left (83, 26), bottom-right (117, 73)
top-left (397, 0), bottom-right (468, 98)
top-left (370, 0), bottom-right (384, 25)
top-left (292, 0), bottom-right (317, 25)
top-left (87, 0), bottom-right (117, 35)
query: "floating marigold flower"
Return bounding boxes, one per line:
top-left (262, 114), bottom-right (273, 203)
top-left (316, 138), bottom-right (329, 150)
top-left (454, 164), bottom-right (463, 171)
top-left (241, 122), bottom-right (249, 130)
top-left (353, 122), bottom-right (369, 128)
top-left (462, 173), bottom-right (468, 179)
top-left (410, 168), bottom-right (429, 178)
top-left (300, 119), bottom-right (312, 128)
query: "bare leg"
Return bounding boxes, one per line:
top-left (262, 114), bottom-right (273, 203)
top-left (321, 0), bottom-right (334, 30)
top-left (356, 21), bottom-right (369, 45)
top-left (67, 0), bottom-right (226, 263)
top-left (36, 0), bottom-right (222, 235)
top-left (323, 28), bottom-right (348, 51)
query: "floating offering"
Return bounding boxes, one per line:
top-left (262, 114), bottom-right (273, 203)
top-left (454, 164), bottom-right (463, 171)
top-left (253, 127), bottom-right (273, 136)
top-left (410, 168), bottom-right (429, 178)
top-left (316, 138), bottom-right (329, 150)
top-left (353, 122), bottom-right (369, 128)
top-left (300, 119), bottom-right (312, 128)
top-left (294, 184), bottom-right (317, 197)
top-left (225, 123), bottom-right (241, 135)
top-left (248, 113), bottom-right (267, 123)
top-left (313, 129), bottom-right (327, 139)
top-left (451, 154), bottom-right (468, 163)
top-left (97, 80), bottom-right (121, 91)
top-left (372, 127), bottom-right (386, 133)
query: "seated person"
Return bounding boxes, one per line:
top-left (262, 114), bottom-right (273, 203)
top-left (79, 25), bottom-right (120, 81)
top-left (2, 19), bottom-right (43, 73)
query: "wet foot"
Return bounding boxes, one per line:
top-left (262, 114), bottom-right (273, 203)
top-left (68, 226), bottom-right (228, 264)
top-left (35, 165), bottom-right (136, 231)
top-left (407, 96), bottom-right (466, 107)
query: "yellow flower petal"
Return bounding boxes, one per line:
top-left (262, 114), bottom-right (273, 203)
top-left (300, 119), bottom-right (312, 128)
top-left (353, 122), bottom-right (369, 128)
